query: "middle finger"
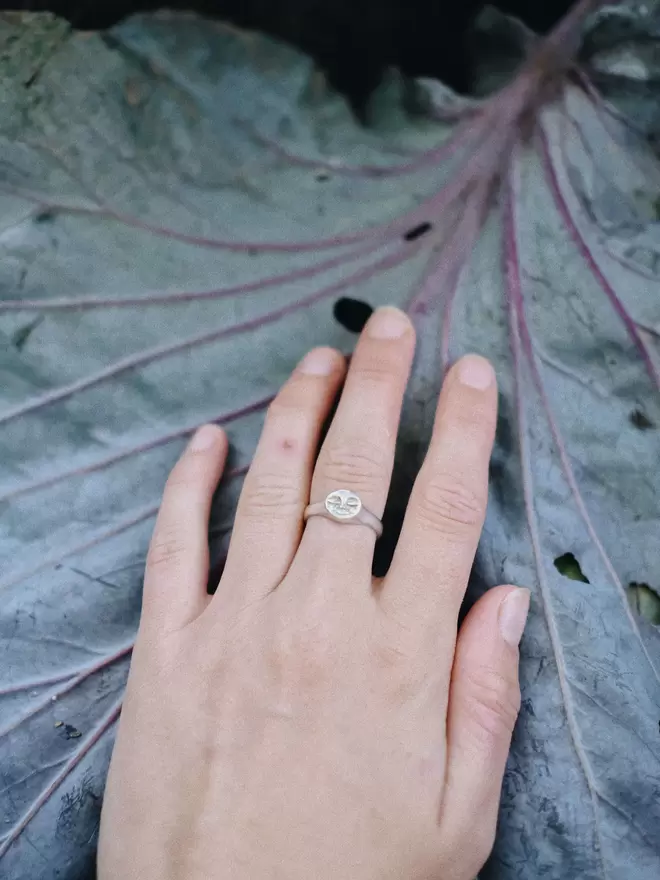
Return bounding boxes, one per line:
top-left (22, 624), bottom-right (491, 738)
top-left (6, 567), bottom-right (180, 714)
top-left (296, 306), bottom-right (415, 576)
top-left (381, 355), bottom-right (497, 638)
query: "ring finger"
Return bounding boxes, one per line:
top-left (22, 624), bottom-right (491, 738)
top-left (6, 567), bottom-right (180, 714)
top-left (217, 347), bottom-right (346, 604)
top-left (296, 306), bottom-right (415, 576)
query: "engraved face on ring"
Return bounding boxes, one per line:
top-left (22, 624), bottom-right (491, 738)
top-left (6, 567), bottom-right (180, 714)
top-left (325, 489), bottom-right (362, 520)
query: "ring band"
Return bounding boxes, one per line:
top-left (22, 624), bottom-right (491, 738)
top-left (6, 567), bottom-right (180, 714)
top-left (304, 489), bottom-right (383, 538)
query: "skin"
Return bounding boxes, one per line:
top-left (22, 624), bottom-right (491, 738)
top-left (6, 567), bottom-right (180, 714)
top-left (98, 306), bottom-right (530, 880)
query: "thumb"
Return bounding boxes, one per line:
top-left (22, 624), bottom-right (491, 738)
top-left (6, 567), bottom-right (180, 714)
top-left (439, 585), bottom-right (529, 866)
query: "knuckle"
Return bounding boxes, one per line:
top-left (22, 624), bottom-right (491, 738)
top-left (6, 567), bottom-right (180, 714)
top-left (472, 824), bottom-right (498, 867)
top-left (373, 618), bottom-right (430, 704)
top-left (451, 824), bottom-right (496, 872)
top-left (416, 473), bottom-right (484, 535)
top-left (266, 396), bottom-right (306, 425)
top-left (240, 471), bottom-right (301, 519)
top-left (443, 825), bottom-right (496, 878)
top-left (321, 438), bottom-right (389, 495)
top-left (146, 528), bottom-right (186, 574)
top-left (165, 453), bottom-right (211, 496)
top-left (353, 360), bottom-right (400, 390)
top-left (374, 614), bottom-right (416, 669)
top-left (271, 619), bottom-right (334, 690)
top-left (464, 666), bottom-right (521, 744)
top-left (380, 657), bottom-right (426, 705)
top-left (372, 636), bottom-right (412, 677)
top-left (271, 373), bottom-right (319, 410)
top-left (164, 466), bottom-right (197, 495)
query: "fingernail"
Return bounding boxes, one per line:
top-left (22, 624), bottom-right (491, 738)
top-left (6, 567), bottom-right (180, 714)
top-left (299, 347), bottom-right (339, 375)
top-left (367, 306), bottom-right (411, 340)
top-left (499, 589), bottom-right (531, 648)
top-left (190, 425), bottom-right (221, 452)
top-left (457, 354), bottom-right (495, 390)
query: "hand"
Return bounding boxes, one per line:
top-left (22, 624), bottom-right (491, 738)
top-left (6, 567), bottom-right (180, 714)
top-left (98, 306), bottom-right (529, 880)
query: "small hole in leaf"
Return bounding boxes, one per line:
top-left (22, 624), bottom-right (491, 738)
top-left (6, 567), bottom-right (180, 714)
top-left (403, 221), bottom-right (432, 243)
top-left (333, 297), bottom-right (373, 333)
top-left (63, 724), bottom-right (82, 740)
top-left (12, 317), bottom-right (42, 351)
top-left (630, 409), bottom-right (655, 430)
top-left (554, 553), bottom-right (589, 583)
top-left (628, 582), bottom-right (660, 625)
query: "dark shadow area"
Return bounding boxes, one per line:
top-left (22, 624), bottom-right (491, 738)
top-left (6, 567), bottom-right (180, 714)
top-left (5, 1), bottom-right (577, 114)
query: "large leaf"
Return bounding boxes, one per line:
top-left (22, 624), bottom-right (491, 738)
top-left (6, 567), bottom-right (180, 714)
top-left (1, 3), bottom-right (660, 878)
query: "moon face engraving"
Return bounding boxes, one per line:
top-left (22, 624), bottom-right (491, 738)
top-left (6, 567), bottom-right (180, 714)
top-left (325, 489), bottom-right (362, 520)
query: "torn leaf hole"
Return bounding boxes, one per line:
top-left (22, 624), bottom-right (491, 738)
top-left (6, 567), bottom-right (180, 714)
top-left (61, 724), bottom-right (82, 740)
top-left (333, 297), bottom-right (373, 333)
top-left (403, 221), bottom-right (432, 242)
top-left (630, 409), bottom-right (655, 431)
top-left (628, 582), bottom-right (660, 625)
top-left (554, 553), bottom-right (589, 583)
top-left (12, 316), bottom-right (43, 351)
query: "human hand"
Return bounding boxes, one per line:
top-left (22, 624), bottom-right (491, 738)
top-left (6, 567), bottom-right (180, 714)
top-left (98, 306), bottom-right (529, 880)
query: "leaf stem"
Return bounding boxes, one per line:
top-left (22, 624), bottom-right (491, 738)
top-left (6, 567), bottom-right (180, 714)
top-left (0, 466), bottom-right (248, 592)
top-left (0, 644), bottom-right (133, 738)
top-left (539, 123), bottom-right (660, 390)
top-left (0, 394), bottom-right (273, 503)
top-left (506, 171), bottom-right (660, 685)
top-left (0, 240), bottom-right (388, 312)
top-left (0, 242), bottom-right (418, 427)
top-left (504, 172), bottom-right (609, 879)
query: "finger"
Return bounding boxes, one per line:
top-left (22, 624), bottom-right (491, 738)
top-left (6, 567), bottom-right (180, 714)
top-left (296, 307), bottom-right (415, 576)
top-left (218, 348), bottom-right (345, 600)
top-left (142, 425), bottom-right (228, 632)
top-left (439, 586), bottom-right (528, 870)
top-left (381, 354), bottom-right (497, 637)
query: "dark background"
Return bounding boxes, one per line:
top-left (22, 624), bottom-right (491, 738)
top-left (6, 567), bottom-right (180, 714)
top-left (7, 1), bottom-right (577, 111)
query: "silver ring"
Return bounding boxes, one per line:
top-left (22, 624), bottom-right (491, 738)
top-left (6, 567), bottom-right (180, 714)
top-left (303, 489), bottom-right (383, 538)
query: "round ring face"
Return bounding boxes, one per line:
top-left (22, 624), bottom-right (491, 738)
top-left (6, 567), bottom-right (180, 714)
top-left (325, 489), bottom-right (362, 520)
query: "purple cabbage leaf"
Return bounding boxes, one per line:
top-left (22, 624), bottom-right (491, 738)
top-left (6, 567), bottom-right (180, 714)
top-left (1, 3), bottom-right (659, 878)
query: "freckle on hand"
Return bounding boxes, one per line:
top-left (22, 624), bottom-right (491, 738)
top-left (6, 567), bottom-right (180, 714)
top-left (280, 438), bottom-right (296, 453)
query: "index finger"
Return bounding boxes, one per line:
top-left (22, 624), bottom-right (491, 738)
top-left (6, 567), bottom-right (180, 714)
top-left (143, 425), bottom-right (228, 632)
top-left (379, 355), bottom-right (497, 640)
